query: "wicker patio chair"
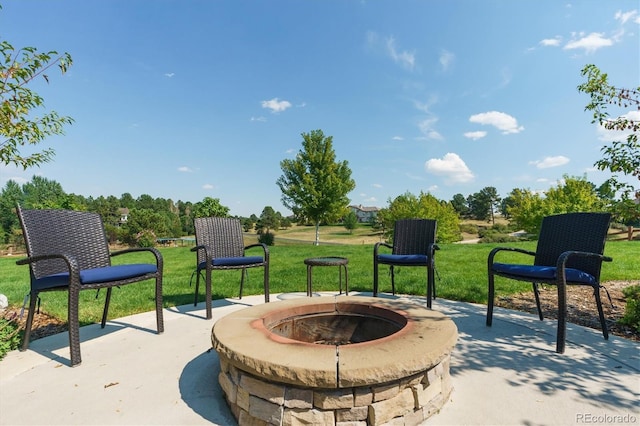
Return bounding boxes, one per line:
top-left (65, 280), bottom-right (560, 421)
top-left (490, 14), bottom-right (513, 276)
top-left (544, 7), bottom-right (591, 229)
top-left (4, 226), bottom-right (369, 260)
top-left (191, 217), bottom-right (269, 319)
top-left (486, 212), bottom-right (612, 353)
top-left (16, 205), bottom-right (164, 367)
top-left (373, 219), bottom-right (439, 308)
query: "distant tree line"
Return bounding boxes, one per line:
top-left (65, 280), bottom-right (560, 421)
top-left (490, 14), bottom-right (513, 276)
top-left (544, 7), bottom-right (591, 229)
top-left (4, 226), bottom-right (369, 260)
top-left (0, 176), bottom-right (292, 248)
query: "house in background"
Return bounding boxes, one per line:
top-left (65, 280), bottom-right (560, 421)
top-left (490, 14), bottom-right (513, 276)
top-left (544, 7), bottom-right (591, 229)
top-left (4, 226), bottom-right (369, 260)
top-left (349, 205), bottom-right (379, 223)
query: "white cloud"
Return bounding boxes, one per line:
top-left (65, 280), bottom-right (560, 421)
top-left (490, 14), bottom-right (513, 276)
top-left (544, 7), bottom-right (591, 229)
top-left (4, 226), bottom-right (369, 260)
top-left (177, 166), bottom-right (193, 173)
top-left (425, 153), bottom-right (475, 184)
top-left (261, 98), bottom-right (292, 113)
top-left (418, 117), bottom-right (443, 140)
top-left (439, 50), bottom-right (454, 71)
top-left (385, 36), bottom-right (415, 70)
top-left (164, 72), bottom-right (175, 78)
top-left (540, 37), bottom-right (562, 47)
top-left (597, 110), bottom-right (640, 142)
top-left (392, 136), bottom-right (404, 141)
top-left (615, 9), bottom-right (638, 25)
top-left (564, 32), bottom-right (613, 54)
top-left (372, 183), bottom-right (382, 188)
top-left (464, 131), bottom-right (487, 140)
top-left (250, 116), bottom-right (267, 122)
top-left (469, 111), bottom-right (524, 134)
top-left (529, 156), bottom-right (570, 169)
top-left (202, 183), bottom-right (214, 190)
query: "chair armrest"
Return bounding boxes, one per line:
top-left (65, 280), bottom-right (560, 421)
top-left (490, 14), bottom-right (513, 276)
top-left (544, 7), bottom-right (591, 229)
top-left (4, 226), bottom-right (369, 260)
top-left (16, 252), bottom-right (81, 286)
top-left (374, 242), bottom-right (393, 255)
top-left (488, 246), bottom-right (536, 266)
top-left (244, 243), bottom-right (269, 262)
top-left (111, 247), bottom-right (163, 267)
top-left (556, 251), bottom-right (613, 269)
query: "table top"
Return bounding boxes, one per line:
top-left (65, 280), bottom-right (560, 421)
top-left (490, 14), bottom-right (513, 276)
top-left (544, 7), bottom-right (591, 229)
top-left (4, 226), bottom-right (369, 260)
top-left (304, 256), bottom-right (348, 266)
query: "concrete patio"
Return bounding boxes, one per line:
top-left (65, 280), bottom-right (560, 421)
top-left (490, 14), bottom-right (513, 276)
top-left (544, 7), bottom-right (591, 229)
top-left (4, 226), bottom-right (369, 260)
top-left (1, 292), bottom-right (638, 425)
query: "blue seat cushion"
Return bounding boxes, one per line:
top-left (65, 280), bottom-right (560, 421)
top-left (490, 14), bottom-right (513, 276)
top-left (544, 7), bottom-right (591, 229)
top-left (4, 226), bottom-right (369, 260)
top-left (492, 263), bottom-right (596, 285)
top-left (198, 256), bottom-right (264, 270)
top-left (377, 254), bottom-right (429, 266)
top-left (34, 264), bottom-right (158, 290)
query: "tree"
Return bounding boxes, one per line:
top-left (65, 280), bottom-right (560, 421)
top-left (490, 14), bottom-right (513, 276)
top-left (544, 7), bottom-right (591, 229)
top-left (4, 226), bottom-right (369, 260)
top-left (192, 196), bottom-right (230, 218)
top-left (507, 175), bottom-right (605, 236)
top-left (1, 36), bottom-right (73, 168)
top-left (256, 206), bottom-right (280, 234)
top-left (277, 129), bottom-right (355, 245)
top-left (343, 211), bottom-right (358, 234)
top-left (450, 193), bottom-right (469, 218)
top-left (376, 191), bottom-right (461, 243)
top-left (578, 64), bottom-right (639, 238)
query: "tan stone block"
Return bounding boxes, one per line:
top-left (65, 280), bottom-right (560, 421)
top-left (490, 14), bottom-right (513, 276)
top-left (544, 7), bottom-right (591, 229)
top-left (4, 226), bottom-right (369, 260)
top-left (237, 387), bottom-right (250, 411)
top-left (240, 374), bottom-right (285, 404)
top-left (283, 408), bottom-right (335, 425)
top-left (426, 366), bottom-right (438, 386)
top-left (372, 382), bottom-right (400, 402)
top-left (415, 380), bottom-right (442, 408)
top-left (239, 409), bottom-right (269, 426)
top-left (368, 387), bottom-right (414, 425)
top-left (219, 358), bottom-right (229, 373)
top-left (248, 395), bottom-right (283, 424)
top-left (284, 387), bottom-right (313, 409)
top-left (314, 388), bottom-right (354, 409)
top-left (354, 387), bottom-right (373, 407)
top-left (404, 408), bottom-right (425, 425)
top-left (336, 405), bottom-right (368, 422)
top-left (401, 372), bottom-right (426, 388)
top-left (218, 371), bottom-right (237, 404)
top-left (336, 422), bottom-right (367, 426)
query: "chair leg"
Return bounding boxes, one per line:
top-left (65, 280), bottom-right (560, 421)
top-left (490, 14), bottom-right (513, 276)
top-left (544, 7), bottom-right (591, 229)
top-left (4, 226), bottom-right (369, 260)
top-left (101, 287), bottom-right (112, 328)
top-left (593, 288), bottom-right (609, 340)
top-left (205, 268), bottom-right (212, 320)
top-left (263, 265), bottom-right (270, 303)
top-left (532, 283), bottom-right (544, 321)
top-left (426, 268), bottom-right (433, 309)
top-left (486, 271), bottom-right (495, 326)
top-left (68, 286), bottom-right (82, 366)
top-left (20, 292), bottom-right (38, 352)
top-left (390, 266), bottom-right (396, 295)
top-left (556, 282), bottom-right (567, 354)
top-left (239, 269), bottom-right (246, 299)
top-left (155, 275), bottom-right (164, 333)
top-left (373, 259), bottom-right (379, 297)
top-left (193, 269), bottom-right (201, 307)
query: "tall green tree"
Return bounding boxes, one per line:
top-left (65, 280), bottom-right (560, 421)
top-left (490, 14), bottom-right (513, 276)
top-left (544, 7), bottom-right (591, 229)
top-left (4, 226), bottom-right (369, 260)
top-left (277, 129), bottom-right (355, 245)
top-left (377, 191), bottom-right (461, 243)
top-left (1, 34), bottom-right (73, 168)
top-left (257, 206), bottom-right (280, 234)
top-left (578, 64), bottom-right (639, 238)
top-left (192, 196), bottom-right (230, 218)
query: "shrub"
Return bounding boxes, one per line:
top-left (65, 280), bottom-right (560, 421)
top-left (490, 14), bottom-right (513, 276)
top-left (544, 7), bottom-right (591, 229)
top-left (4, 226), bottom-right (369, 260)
top-left (0, 314), bottom-right (22, 360)
top-left (258, 231), bottom-right (275, 246)
top-left (459, 223), bottom-right (478, 234)
top-left (619, 285), bottom-right (640, 333)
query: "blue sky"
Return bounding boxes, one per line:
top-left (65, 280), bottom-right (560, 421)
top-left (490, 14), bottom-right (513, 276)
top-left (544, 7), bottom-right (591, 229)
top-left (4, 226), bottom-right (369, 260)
top-left (1, 1), bottom-right (638, 217)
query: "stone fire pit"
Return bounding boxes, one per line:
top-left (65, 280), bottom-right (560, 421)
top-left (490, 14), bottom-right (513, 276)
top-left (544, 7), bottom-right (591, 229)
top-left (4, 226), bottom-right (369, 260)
top-left (212, 296), bottom-right (457, 425)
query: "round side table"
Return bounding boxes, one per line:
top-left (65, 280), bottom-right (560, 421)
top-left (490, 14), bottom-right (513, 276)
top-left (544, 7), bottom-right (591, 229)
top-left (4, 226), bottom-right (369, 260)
top-left (304, 257), bottom-right (349, 296)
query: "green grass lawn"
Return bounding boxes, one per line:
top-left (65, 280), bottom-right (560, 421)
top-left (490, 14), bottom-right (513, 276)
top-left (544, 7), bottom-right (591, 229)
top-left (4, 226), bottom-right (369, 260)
top-left (0, 239), bottom-right (637, 327)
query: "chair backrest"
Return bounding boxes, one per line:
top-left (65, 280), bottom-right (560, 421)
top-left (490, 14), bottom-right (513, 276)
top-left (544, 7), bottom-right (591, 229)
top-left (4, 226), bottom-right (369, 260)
top-left (391, 219), bottom-right (437, 255)
top-left (193, 217), bottom-right (245, 264)
top-left (535, 212), bottom-right (611, 278)
top-left (17, 206), bottom-right (111, 280)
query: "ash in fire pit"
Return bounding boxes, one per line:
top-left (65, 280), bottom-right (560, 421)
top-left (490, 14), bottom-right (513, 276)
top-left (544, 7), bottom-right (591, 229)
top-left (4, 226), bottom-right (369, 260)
top-left (212, 296), bottom-right (457, 425)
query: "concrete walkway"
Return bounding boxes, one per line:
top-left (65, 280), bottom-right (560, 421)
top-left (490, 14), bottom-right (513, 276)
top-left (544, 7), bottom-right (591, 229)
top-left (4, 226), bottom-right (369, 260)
top-left (1, 292), bottom-right (638, 425)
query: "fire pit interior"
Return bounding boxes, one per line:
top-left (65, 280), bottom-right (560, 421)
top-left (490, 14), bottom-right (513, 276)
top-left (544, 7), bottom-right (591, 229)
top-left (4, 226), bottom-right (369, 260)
top-left (212, 296), bottom-right (457, 425)
top-left (265, 303), bottom-right (406, 345)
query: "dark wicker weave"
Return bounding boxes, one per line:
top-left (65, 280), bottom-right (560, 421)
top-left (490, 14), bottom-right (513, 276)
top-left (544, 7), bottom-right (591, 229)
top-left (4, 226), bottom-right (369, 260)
top-left (373, 219), bottom-right (439, 308)
top-left (191, 217), bottom-right (269, 319)
top-left (486, 212), bottom-right (612, 353)
top-left (16, 205), bottom-right (164, 367)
